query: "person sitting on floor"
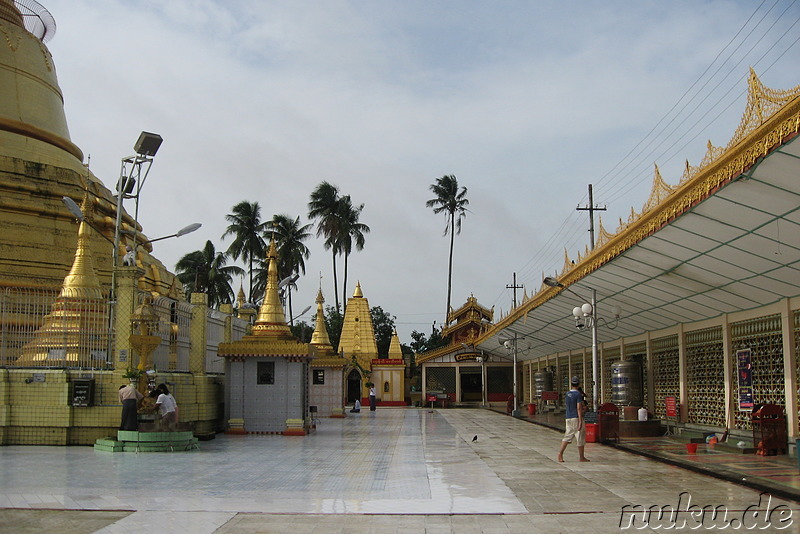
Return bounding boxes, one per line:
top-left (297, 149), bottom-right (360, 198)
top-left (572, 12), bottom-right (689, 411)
top-left (350, 399), bottom-right (361, 413)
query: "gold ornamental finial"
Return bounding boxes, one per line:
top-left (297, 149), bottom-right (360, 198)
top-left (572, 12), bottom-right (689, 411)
top-left (252, 238), bottom-right (291, 336)
top-left (60, 193), bottom-right (102, 299)
top-left (353, 281), bottom-right (363, 298)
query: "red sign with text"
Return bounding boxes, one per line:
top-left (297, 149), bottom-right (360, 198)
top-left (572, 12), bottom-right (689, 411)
top-left (665, 396), bottom-right (677, 417)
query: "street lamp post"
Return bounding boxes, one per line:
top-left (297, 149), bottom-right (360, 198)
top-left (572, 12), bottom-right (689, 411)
top-left (543, 276), bottom-right (620, 410)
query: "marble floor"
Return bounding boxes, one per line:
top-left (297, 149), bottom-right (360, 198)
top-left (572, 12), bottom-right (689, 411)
top-left (1, 408), bottom-right (799, 533)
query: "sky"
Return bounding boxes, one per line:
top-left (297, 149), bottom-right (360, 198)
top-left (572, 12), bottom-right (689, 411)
top-left (41, 0), bottom-right (800, 342)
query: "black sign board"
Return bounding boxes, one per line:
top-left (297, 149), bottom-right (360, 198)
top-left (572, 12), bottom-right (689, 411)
top-left (72, 379), bottom-right (95, 407)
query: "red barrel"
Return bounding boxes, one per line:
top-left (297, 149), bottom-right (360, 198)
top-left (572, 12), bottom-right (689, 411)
top-left (528, 403), bottom-right (537, 416)
top-left (585, 423), bottom-right (598, 443)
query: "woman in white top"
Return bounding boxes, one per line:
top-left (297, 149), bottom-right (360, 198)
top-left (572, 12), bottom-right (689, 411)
top-left (155, 384), bottom-right (178, 431)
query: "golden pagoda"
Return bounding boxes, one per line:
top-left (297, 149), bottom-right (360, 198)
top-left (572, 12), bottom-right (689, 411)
top-left (338, 281), bottom-right (379, 374)
top-left (17, 194), bottom-right (109, 365)
top-left (0, 0), bottom-right (184, 298)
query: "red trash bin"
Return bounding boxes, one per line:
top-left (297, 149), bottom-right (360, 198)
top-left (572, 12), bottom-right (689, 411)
top-left (528, 403), bottom-right (537, 416)
top-left (585, 423), bottom-right (598, 443)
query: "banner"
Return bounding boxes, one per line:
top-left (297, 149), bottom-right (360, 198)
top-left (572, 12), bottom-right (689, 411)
top-left (737, 348), bottom-right (753, 411)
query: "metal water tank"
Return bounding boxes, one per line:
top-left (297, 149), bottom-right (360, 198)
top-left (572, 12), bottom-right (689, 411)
top-left (611, 360), bottom-right (643, 407)
top-left (533, 369), bottom-right (553, 398)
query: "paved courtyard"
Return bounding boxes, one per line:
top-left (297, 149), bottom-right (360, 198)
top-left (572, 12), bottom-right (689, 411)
top-left (1, 408), bottom-right (798, 533)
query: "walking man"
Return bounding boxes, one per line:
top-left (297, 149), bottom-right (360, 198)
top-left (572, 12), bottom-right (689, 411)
top-left (558, 376), bottom-right (589, 462)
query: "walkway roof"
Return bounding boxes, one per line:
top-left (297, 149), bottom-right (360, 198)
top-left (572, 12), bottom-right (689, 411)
top-left (471, 72), bottom-right (800, 363)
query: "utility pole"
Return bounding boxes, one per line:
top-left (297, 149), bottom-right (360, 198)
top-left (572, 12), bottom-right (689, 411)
top-left (575, 184), bottom-right (606, 251)
top-left (506, 272), bottom-right (524, 309)
top-left (576, 184), bottom-right (606, 409)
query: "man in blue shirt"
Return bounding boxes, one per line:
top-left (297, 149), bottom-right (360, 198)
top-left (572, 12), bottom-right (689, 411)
top-left (557, 376), bottom-right (589, 462)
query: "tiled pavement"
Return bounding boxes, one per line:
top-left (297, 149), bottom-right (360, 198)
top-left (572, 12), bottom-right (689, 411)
top-left (1, 408), bottom-right (799, 533)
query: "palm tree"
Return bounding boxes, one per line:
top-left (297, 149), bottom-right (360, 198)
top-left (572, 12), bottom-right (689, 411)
top-left (267, 214), bottom-right (312, 322)
top-left (426, 175), bottom-right (469, 322)
top-left (336, 195), bottom-right (369, 313)
top-left (175, 241), bottom-right (244, 308)
top-left (308, 181), bottom-right (343, 311)
top-left (222, 201), bottom-right (267, 303)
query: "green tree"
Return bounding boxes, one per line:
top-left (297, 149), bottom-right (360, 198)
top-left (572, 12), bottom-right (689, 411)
top-left (324, 305), bottom-right (344, 351)
top-left (308, 182), bottom-right (343, 312)
top-left (290, 320), bottom-right (314, 343)
top-left (337, 196), bottom-right (369, 313)
top-left (426, 175), bottom-right (469, 323)
top-left (409, 328), bottom-right (447, 354)
top-left (175, 241), bottom-right (244, 308)
top-left (222, 201), bottom-right (267, 303)
top-left (370, 306), bottom-right (396, 358)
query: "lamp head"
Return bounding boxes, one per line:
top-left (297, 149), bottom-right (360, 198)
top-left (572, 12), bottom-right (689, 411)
top-left (176, 222), bottom-right (202, 237)
top-left (134, 131), bottom-right (163, 156)
top-left (543, 276), bottom-right (562, 288)
top-left (581, 303), bottom-right (593, 316)
top-left (62, 196), bottom-right (84, 220)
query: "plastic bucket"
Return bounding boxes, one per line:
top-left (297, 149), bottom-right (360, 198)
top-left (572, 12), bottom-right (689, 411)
top-left (686, 443), bottom-right (698, 454)
top-left (585, 423), bottom-right (598, 443)
top-left (528, 403), bottom-right (536, 416)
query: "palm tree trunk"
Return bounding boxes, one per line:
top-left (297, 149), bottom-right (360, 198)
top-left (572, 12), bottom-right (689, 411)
top-left (248, 255), bottom-right (253, 303)
top-left (332, 251), bottom-right (340, 312)
top-left (446, 214), bottom-right (455, 325)
top-left (342, 253), bottom-right (349, 315)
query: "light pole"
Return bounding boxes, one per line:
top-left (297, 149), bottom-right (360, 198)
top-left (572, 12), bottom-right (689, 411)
top-left (497, 334), bottom-right (519, 415)
top-left (543, 276), bottom-right (620, 410)
top-left (462, 343), bottom-right (487, 408)
top-left (113, 132), bottom-right (163, 271)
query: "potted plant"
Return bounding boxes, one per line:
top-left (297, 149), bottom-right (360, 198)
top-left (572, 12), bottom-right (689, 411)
top-left (123, 368), bottom-right (143, 383)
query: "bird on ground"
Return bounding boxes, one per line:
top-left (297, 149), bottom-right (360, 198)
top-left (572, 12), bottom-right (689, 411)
top-left (472, 435), bottom-right (478, 442)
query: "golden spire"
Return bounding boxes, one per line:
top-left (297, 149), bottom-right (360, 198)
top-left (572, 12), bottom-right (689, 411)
top-left (60, 194), bottom-right (102, 300)
top-left (252, 238), bottom-right (291, 337)
top-left (309, 288), bottom-right (333, 349)
top-left (387, 329), bottom-right (403, 359)
top-left (237, 283), bottom-right (246, 308)
top-left (353, 281), bottom-right (363, 298)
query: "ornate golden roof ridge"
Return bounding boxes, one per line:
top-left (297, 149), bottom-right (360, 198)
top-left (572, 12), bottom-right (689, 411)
top-left (490, 71), bottom-right (800, 336)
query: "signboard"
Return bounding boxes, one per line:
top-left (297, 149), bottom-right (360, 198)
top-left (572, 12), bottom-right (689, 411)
top-left (72, 379), bottom-right (94, 407)
top-left (313, 369), bottom-right (325, 385)
top-left (541, 391), bottom-right (559, 401)
top-left (455, 352), bottom-right (481, 362)
top-left (665, 396), bottom-right (677, 418)
top-left (737, 348), bottom-right (754, 411)
top-left (371, 359), bottom-right (405, 365)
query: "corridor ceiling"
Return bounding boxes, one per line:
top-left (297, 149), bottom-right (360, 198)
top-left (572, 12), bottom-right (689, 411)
top-left (475, 133), bottom-right (800, 362)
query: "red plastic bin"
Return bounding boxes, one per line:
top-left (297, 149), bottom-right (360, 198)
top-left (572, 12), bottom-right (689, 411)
top-left (585, 423), bottom-right (598, 443)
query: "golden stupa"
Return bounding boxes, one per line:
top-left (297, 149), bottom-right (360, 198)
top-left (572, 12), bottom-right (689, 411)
top-left (0, 0), bottom-right (183, 298)
top-left (17, 194), bottom-right (109, 364)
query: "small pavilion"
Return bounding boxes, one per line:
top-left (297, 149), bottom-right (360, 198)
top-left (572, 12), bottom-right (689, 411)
top-left (218, 240), bottom-right (311, 435)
